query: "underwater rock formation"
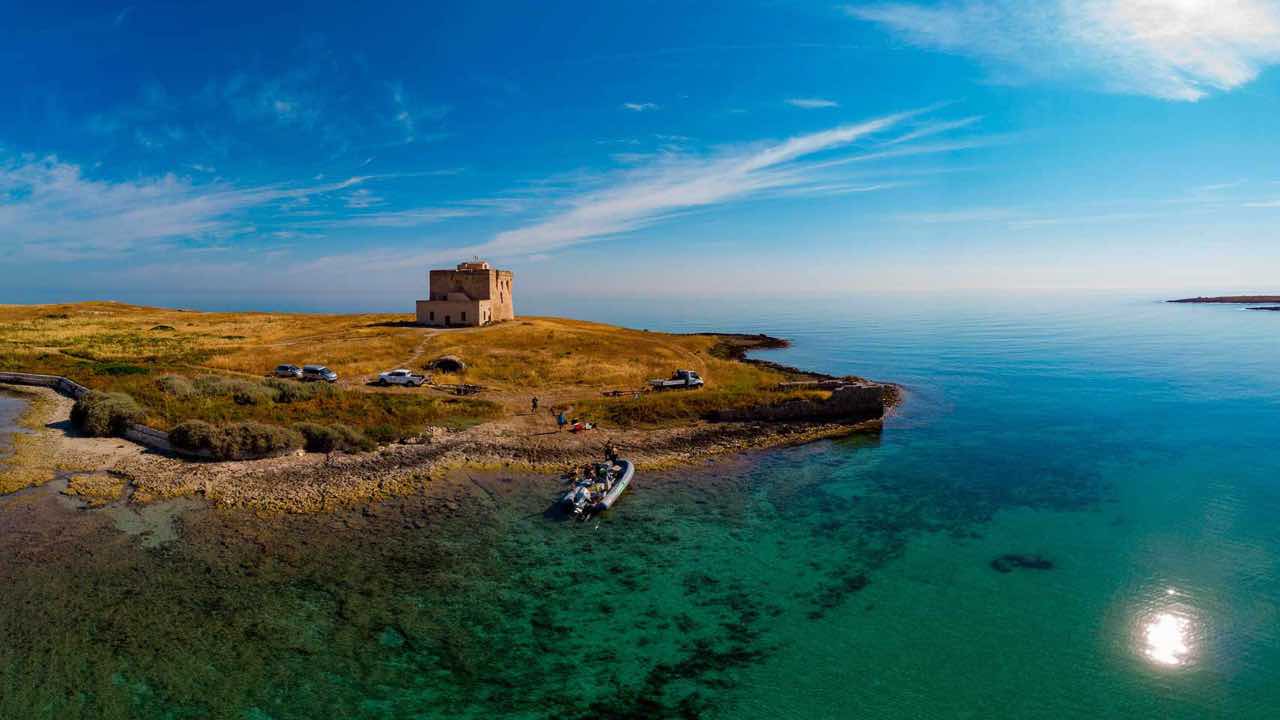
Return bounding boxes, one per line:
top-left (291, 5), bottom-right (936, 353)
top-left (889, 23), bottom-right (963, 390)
top-left (990, 554), bottom-right (1054, 573)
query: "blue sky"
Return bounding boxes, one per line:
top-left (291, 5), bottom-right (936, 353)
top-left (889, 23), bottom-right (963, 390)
top-left (3, 1), bottom-right (1279, 310)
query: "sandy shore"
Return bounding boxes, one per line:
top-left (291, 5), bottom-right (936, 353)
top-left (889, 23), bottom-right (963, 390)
top-left (0, 384), bottom-right (896, 513)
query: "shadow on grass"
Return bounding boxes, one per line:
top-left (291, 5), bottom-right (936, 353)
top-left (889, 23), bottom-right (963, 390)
top-left (363, 320), bottom-right (424, 329)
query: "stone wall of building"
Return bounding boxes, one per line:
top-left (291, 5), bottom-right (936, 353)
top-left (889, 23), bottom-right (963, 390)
top-left (492, 270), bottom-right (514, 321)
top-left (416, 299), bottom-right (491, 327)
top-left (429, 269), bottom-right (496, 303)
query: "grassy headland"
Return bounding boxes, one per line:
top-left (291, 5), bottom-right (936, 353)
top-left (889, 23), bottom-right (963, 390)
top-left (0, 302), bottom-right (845, 436)
top-left (0, 302), bottom-right (894, 509)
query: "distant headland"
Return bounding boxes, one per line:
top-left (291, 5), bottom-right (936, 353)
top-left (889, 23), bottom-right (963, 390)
top-left (1168, 295), bottom-right (1280, 304)
top-left (1167, 295), bottom-right (1280, 312)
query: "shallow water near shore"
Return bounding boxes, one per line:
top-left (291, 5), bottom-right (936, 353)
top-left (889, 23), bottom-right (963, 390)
top-left (0, 392), bottom-right (26, 459)
top-left (2, 292), bottom-right (1279, 718)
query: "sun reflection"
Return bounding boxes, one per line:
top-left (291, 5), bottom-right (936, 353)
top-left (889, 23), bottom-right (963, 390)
top-left (1142, 612), bottom-right (1192, 666)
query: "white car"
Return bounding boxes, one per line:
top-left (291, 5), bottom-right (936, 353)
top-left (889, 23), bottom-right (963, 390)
top-left (378, 368), bottom-right (426, 387)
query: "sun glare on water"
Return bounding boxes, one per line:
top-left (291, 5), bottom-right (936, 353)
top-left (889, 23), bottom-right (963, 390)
top-left (1142, 612), bottom-right (1192, 666)
top-left (1135, 587), bottom-right (1202, 668)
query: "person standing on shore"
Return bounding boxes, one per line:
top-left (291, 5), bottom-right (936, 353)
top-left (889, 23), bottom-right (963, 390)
top-left (531, 396), bottom-right (539, 413)
top-left (556, 410), bottom-right (567, 431)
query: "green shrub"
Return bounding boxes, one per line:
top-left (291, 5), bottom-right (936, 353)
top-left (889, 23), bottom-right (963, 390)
top-left (169, 420), bottom-right (303, 460)
top-left (92, 361), bottom-right (149, 376)
top-left (364, 423), bottom-right (400, 444)
top-left (264, 378), bottom-right (332, 403)
top-left (71, 391), bottom-right (143, 437)
top-left (192, 375), bottom-right (275, 405)
top-left (167, 420), bottom-right (216, 454)
top-left (293, 422), bottom-right (374, 453)
top-left (155, 374), bottom-right (195, 397)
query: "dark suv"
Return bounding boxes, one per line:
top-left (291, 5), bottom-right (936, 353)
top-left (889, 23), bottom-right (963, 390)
top-left (274, 364), bottom-right (302, 378)
top-left (301, 365), bottom-right (338, 383)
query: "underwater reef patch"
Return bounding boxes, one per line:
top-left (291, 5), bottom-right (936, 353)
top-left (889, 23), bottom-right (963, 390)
top-left (989, 554), bottom-right (1054, 573)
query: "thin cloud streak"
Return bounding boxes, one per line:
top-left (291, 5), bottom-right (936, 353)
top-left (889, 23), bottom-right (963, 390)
top-left (786, 98), bottom-right (840, 109)
top-left (883, 116), bottom-right (983, 145)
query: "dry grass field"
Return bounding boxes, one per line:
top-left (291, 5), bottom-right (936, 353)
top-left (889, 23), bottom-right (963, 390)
top-left (0, 302), bottom-right (495, 438)
top-left (0, 302), bottom-right (817, 437)
top-left (418, 317), bottom-right (779, 391)
top-left (419, 317), bottom-right (827, 426)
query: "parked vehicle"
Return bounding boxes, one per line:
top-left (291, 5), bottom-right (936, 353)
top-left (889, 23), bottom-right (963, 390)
top-left (301, 364), bottom-right (338, 383)
top-left (648, 369), bottom-right (704, 391)
top-left (377, 368), bottom-right (427, 387)
top-left (274, 364), bottom-right (303, 378)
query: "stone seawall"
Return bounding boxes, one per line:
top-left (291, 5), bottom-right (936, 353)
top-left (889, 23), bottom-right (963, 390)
top-left (0, 371), bottom-right (90, 400)
top-left (711, 382), bottom-right (894, 424)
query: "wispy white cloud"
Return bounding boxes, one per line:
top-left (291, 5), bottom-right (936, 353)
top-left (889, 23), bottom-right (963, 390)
top-left (847, 0), bottom-right (1280, 101)
top-left (388, 81), bottom-right (450, 144)
top-left (344, 188), bottom-right (383, 209)
top-left (786, 98), bottom-right (840, 109)
top-left (449, 112), bottom-right (918, 260)
top-left (294, 108), bottom-right (986, 273)
top-left (1191, 179), bottom-right (1247, 193)
top-left (621, 102), bottom-right (660, 112)
top-left (809, 134), bottom-right (1013, 168)
top-left (0, 154), bottom-right (367, 261)
top-left (310, 206), bottom-right (495, 229)
top-left (896, 207), bottom-right (1021, 223)
top-left (895, 205), bottom-right (1166, 229)
top-left (883, 116), bottom-right (982, 145)
top-left (1006, 211), bottom-right (1159, 229)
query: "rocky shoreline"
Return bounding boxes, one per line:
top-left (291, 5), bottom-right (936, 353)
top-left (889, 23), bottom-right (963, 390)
top-left (0, 334), bottom-right (901, 514)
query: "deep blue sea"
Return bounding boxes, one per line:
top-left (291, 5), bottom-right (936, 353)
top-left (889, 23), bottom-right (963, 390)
top-left (2, 292), bottom-right (1278, 719)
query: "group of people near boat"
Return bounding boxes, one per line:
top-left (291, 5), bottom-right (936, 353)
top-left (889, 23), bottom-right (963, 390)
top-left (561, 443), bottom-right (622, 517)
top-left (531, 397), bottom-right (598, 433)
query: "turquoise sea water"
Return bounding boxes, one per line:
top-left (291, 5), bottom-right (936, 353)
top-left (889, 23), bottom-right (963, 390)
top-left (2, 293), bottom-right (1279, 718)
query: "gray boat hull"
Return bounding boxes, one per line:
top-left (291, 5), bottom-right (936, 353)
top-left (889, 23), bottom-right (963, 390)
top-left (593, 460), bottom-right (633, 512)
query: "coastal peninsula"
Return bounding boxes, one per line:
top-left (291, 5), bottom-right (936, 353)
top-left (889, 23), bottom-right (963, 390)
top-left (0, 301), bottom-right (897, 512)
top-left (1168, 295), bottom-right (1280, 304)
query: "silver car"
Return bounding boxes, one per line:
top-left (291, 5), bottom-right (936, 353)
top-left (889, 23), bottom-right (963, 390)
top-left (274, 364), bottom-right (303, 378)
top-left (301, 364), bottom-right (338, 383)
